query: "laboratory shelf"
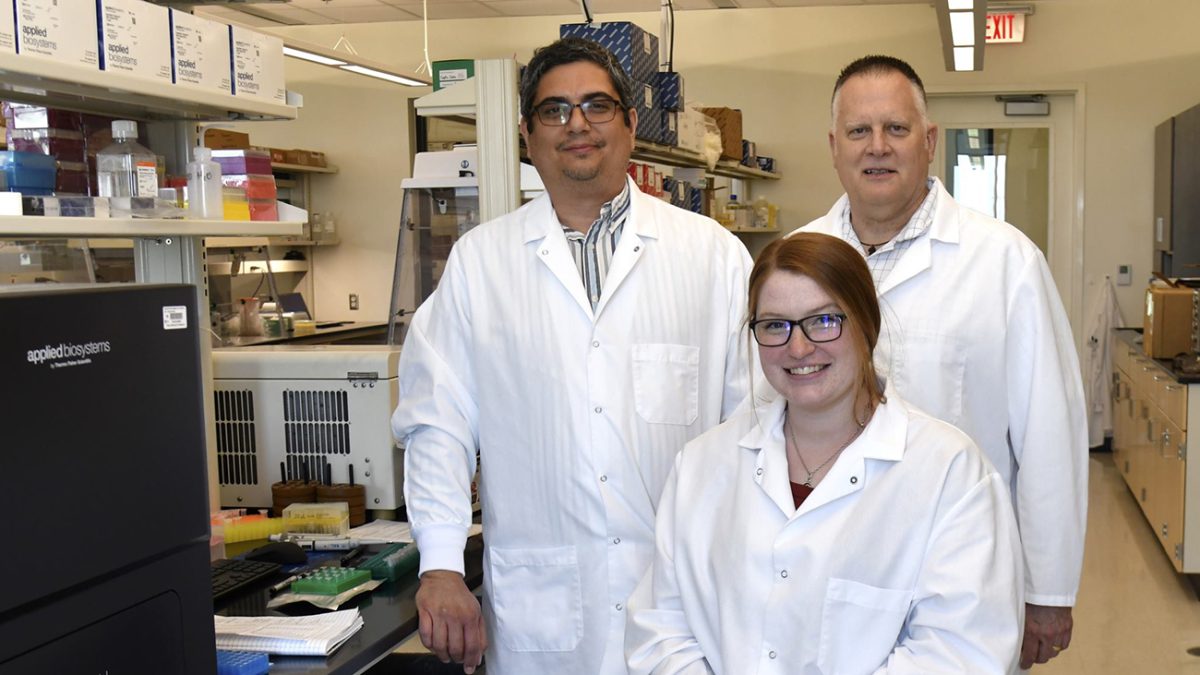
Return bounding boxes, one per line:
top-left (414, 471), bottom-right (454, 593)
top-left (272, 162), bottom-right (339, 174)
top-left (632, 141), bottom-right (782, 181)
top-left (0, 216), bottom-right (303, 238)
top-left (0, 51), bottom-right (297, 122)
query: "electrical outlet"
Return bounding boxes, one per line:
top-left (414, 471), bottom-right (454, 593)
top-left (1117, 264), bottom-right (1132, 286)
top-left (349, 293), bottom-right (359, 310)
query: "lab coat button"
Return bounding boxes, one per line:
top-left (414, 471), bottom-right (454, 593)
top-left (850, 476), bottom-right (858, 484)
top-left (633, 245), bottom-right (640, 252)
top-left (615, 603), bottom-right (623, 611)
top-left (769, 651), bottom-right (777, 659)
top-left (755, 468), bottom-right (763, 476)
top-left (600, 475), bottom-right (608, 482)
top-left (594, 406), bottom-right (603, 413)
top-left (612, 537), bottom-right (621, 545)
top-left (540, 249), bottom-right (548, 255)
top-left (780, 570), bottom-right (788, 579)
top-left (592, 340), bottom-right (600, 348)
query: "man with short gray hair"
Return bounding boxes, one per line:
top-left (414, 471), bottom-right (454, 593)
top-left (799, 54), bottom-right (1088, 670)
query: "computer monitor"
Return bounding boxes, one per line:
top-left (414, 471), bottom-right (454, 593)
top-left (0, 284), bottom-right (216, 673)
top-left (278, 292), bottom-right (311, 319)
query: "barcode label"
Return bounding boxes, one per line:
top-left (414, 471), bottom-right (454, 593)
top-left (163, 306), bottom-right (188, 330)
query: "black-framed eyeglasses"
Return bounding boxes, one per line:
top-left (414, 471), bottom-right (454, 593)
top-left (533, 97), bottom-right (623, 126)
top-left (749, 313), bottom-right (847, 347)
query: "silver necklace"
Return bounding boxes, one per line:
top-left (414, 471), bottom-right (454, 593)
top-left (785, 407), bottom-right (865, 488)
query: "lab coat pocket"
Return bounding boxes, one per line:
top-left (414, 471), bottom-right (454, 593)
top-left (632, 343), bottom-right (700, 425)
top-left (489, 545), bottom-right (584, 652)
top-left (888, 326), bottom-right (967, 427)
top-left (817, 577), bottom-right (914, 674)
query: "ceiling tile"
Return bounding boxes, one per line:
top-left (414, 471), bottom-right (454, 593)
top-left (194, 6), bottom-right (286, 26)
top-left (244, 5), bottom-right (337, 24)
top-left (308, 3), bottom-right (422, 22)
top-left (484, 0), bottom-right (578, 17)
top-left (288, 0), bottom-right (391, 9)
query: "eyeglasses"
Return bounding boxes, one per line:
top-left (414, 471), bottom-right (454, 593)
top-left (533, 97), bottom-right (623, 126)
top-left (749, 313), bottom-right (847, 347)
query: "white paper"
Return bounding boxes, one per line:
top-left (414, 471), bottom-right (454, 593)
top-left (214, 608), bottom-right (363, 656)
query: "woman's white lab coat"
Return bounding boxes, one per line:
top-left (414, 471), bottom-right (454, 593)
top-left (800, 180), bottom-right (1087, 606)
top-left (393, 178), bottom-right (753, 675)
top-left (626, 391), bottom-right (1024, 675)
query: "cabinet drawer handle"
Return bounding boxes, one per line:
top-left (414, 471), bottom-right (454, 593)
top-left (1153, 375), bottom-right (1169, 382)
top-left (1166, 384), bottom-right (1185, 391)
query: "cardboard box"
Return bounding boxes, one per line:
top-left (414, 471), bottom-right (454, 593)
top-left (0, 0), bottom-right (15, 55)
top-left (264, 147), bottom-right (287, 163)
top-left (700, 107), bottom-right (742, 160)
top-left (433, 59), bottom-right (473, 91)
top-left (171, 9), bottom-right (232, 94)
top-left (657, 110), bottom-right (678, 147)
top-left (98, 0), bottom-right (171, 83)
top-left (230, 26), bottom-right (285, 104)
top-left (15, 0), bottom-right (99, 68)
top-left (676, 108), bottom-right (708, 154)
top-left (1144, 285), bottom-right (1194, 358)
top-left (203, 128), bottom-right (250, 150)
top-left (559, 21), bottom-right (658, 84)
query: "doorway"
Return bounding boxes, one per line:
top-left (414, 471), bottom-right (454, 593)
top-left (928, 92), bottom-right (1082, 343)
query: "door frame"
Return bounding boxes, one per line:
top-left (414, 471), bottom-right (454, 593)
top-left (927, 83), bottom-right (1087, 356)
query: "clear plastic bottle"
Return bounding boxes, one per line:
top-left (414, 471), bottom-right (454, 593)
top-left (96, 120), bottom-right (158, 201)
top-left (187, 146), bottom-right (223, 220)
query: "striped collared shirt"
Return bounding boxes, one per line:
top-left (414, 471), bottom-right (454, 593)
top-left (840, 178), bottom-right (938, 286)
top-left (560, 183), bottom-right (631, 310)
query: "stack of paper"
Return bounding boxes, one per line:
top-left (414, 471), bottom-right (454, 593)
top-left (214, 608), bottom-right (363, 656)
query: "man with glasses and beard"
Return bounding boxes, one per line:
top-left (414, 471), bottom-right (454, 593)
top-left (392, 37), bottom-right (754, 675)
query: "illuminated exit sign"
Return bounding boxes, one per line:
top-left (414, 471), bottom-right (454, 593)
top-left (986, 13), bottom-right (1026, 43)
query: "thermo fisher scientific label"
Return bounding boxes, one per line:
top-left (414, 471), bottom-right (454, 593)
top-left (15, 0), bottom-right (98, 66)
top-left (230, 26), bottom-right (284, 103)
top-left (170, 10), bottom-right (231, 93)
top-left (99, 0), bottom-right (171, 82)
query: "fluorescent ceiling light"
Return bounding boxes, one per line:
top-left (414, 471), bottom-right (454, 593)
top-left (282, 37), bottom-right (430, 88)
top-left (947, 0), bottom-right (973, 8)
top-left (283, 46), bottom-right (346, 67)
top-left (339, 65), bottom-right (427, 87)
top-left (950, 11), bottom-right (975, 46)
top-left (953, 46), bottom-right (975, 71)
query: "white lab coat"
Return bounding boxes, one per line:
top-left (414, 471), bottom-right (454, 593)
top-left (392, 177), bottom-right (754, 675)
top-left (798, 179), bottom-right (1088, 606)
top-left (625, 391), bottom-right (1024, 675)
top-left (1082, 277), bottom-right (1125, 447)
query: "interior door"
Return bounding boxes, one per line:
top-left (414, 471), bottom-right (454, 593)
top-left (928, 93), bottom-right (1080, 344)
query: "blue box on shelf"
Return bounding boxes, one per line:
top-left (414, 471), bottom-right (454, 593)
top-left (653, 72), bottom-right (684, 111)
top-left (657, 110), bottom-right (678, 146)
top-left (560, 21), bottom-right (659, 84)
top-left (757, 156), bottom-right (776, 173)
top-left (0, 151), bottom-right (57, 196)
top-left (632, 82), bottom-right (661, 144)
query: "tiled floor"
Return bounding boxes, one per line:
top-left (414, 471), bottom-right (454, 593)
top-left (1038, 453), bottom-right (1200, 674)
top-left (388, 454), bottom-right (1200, 673)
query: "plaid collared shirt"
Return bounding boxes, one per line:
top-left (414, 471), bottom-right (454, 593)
top-left (840, 178), bottom-right (938, 287)
top-left (560, 183), bottom-right (631, 310)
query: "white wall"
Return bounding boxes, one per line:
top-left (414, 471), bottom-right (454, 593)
top-left (236, 0), bottom-right (1200, 326)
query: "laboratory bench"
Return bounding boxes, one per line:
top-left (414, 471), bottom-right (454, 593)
top-left (216, 535), bottom-right (484, 675)
top-left (1111, 328), bottom-right (1200, 572)
top-left (218, 322), bottom-right (391, 348)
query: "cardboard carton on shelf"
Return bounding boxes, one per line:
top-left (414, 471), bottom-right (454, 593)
top-left (699, 107), bottom-right (743, 161)
top-left (204, 129), bottom-right (251, 150)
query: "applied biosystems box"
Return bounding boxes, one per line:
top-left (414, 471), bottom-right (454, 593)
top-left (170, 10), bottom-right (231, 94)
top-left (230, 26), bottom-right (285, 104)
top-left (15, 0), bottom-right (98, 67)
top-left (0, 2), bottom-right (13, 55)
top-left (99, 0), bottom-right (171, 84)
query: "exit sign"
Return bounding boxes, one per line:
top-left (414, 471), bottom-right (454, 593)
top-left (986, 13), bottom-right (1026, 43)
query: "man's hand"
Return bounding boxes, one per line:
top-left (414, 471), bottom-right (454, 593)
top-left (1019, 603), bottom-right (1072, 669)
top-left (416, 570), bottom-right (487, 674)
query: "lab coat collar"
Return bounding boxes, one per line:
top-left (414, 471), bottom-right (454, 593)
top-left (521, 177), bottom-right (658, 321)
top-left (738, 381), bottom-right (910, 516)
top-left (521, 176), bottom-right (659, 244)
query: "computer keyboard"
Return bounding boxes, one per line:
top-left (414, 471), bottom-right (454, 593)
top-left (211, 558), bottom-right (282, 602)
